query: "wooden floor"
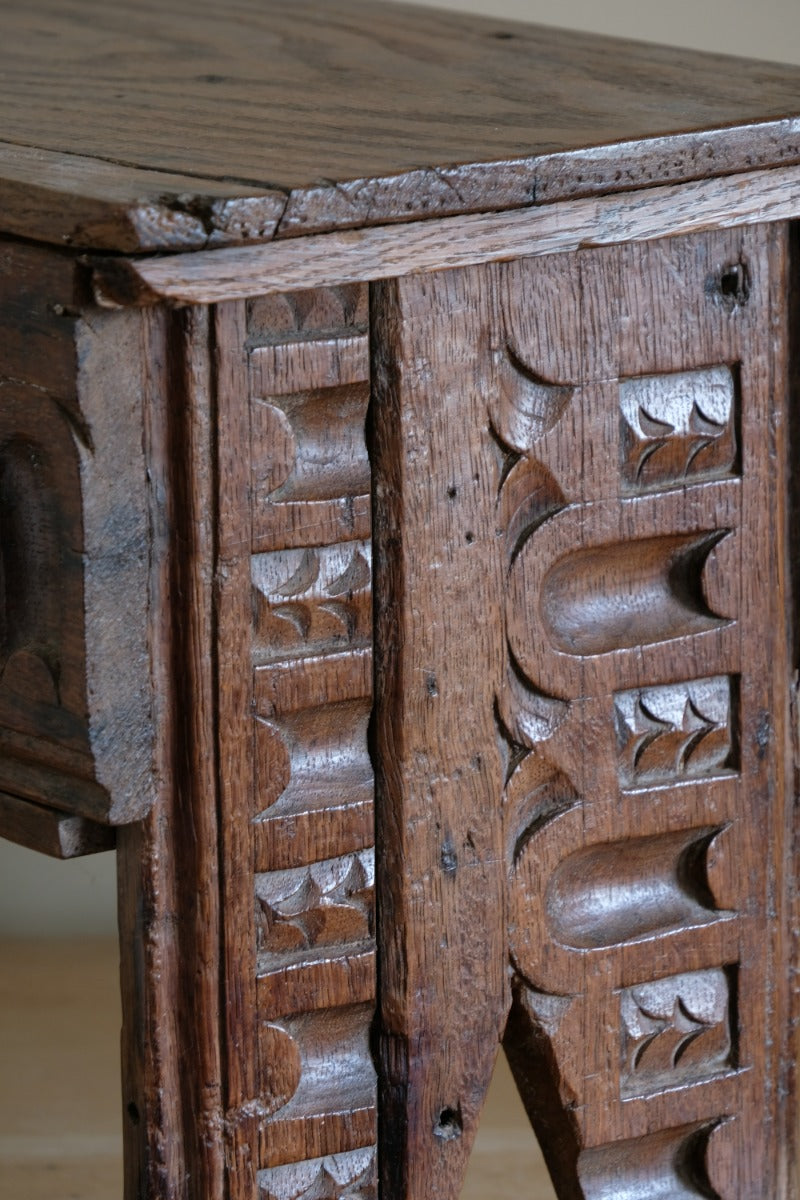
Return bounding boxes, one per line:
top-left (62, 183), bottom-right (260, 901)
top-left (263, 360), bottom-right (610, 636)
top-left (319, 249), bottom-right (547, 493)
top-left (0, 938), bottom-right (556, 1199)
top-left (0, 939), bottom-right (123, 1199)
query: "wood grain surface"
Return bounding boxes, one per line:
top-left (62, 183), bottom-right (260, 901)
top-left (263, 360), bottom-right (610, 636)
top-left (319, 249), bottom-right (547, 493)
top-left (115, 303), bottom-right (238, 1200)
top-left (2, 0), bottom-right (800, 250)
top-left (372, 271), bottom-right (509, 1198)
top-left (93, 164), bottom-right (800, 307)
top-left (0, 243), bottom-right (168, 827)
top-left (371, 225), bottom-right (797, 1198)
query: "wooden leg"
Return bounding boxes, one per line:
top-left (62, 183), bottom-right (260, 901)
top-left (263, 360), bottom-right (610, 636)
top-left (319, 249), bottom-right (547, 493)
top-left (117, 306), bottom-right (225, 1200)
top-left (113, 235), bottom-right (796, 1198)
top-left (372, 226), bottom-right (797, 1198)
top-left (372, 271), bottom-right (509, 1198)
top-left (118, 289), bottom-right (379, 1200)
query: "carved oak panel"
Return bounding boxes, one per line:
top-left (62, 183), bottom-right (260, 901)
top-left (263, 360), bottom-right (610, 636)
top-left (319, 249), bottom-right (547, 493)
top-left (214, 286), bottom-right (377, 1199)
top-left (373, 225), bottom-right (794, 1199)
top-left (127, 229), bottom-right (794, 1200)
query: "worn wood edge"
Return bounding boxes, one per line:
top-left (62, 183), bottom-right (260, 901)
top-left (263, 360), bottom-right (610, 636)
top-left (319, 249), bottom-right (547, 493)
top-left (0, 141), bottom-right (288, 252)
top-left (214, 299), bottom-right (260, 1150)
top-left (116, 305), bottom-right (226, 1200)
top-left (74, 310), bottom-right (163, 824)
top-left (761, 221), bottom-right (797, 1196)
top-left (5, 115), bottom-right (800, 253)
top-left (170, 304), bottom-right (226, 1195)
top-left (93, 163), bottom-right (800, 307)
top-left (275, 117), bottom-right (800, 241)
top-left (0, 790), bottom-right (115, 858)
top-left (115, 302), bottom-right (188, 1200)
top-left (786, 221), bottom-right (800, 1198)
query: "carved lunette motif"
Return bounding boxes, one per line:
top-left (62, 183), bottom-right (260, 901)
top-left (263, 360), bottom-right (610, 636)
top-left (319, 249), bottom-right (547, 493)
top-left (577, 1122), bottom-right (726, 1200)
top-left (492, 230), bottom-right (785, 1198)
top-left (236, 286), bottom-right (377, 1191)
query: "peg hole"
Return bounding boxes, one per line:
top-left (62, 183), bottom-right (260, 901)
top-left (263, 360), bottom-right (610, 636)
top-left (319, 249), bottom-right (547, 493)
top-left (434, 1106), bottom-right (463, 1140)
top-left (706, 261), bottom-right (750, 311)
top-left (720, 265), bottom-right (747, 302)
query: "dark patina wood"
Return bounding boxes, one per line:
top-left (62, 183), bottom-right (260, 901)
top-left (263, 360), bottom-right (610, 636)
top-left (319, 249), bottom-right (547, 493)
top-left (0, 247), bottom-right (166, 828)
top-left (0, 791), bottom-right (115, 858)
top-left (372, 226), bottom-right (797, 1198)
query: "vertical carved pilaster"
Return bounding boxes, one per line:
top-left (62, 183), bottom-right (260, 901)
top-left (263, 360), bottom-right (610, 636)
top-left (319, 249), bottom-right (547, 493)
top-left (215, 286), bottom-right (378, 1199)
top-left (499, 226), bottom-right (791, 1199)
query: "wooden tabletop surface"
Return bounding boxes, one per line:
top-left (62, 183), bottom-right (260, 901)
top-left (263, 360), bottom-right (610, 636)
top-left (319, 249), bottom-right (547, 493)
top-left (3, 0), bottom-right (800, 251)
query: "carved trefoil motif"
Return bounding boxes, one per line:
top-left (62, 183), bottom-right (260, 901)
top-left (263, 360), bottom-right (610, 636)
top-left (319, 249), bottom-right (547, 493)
top-left (255, 850), bottom-right (374, 959)
top-left (258, 1146), bottom-right (377, 1200)
top-left (252, 540), bottom-right (372, 659)
top-left (614, 675), bottom-right (738, 788)
top-left (620, 968), bottom-right (736, 1097)
top-left (619, 364), bottom-right (738, 492)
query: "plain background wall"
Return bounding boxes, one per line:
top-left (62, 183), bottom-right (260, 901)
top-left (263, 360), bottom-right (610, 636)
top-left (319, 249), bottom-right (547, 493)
top-left (385, 0), bottom-right (800, 64)
top-left (1, 0), bottom-right (799, 937)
